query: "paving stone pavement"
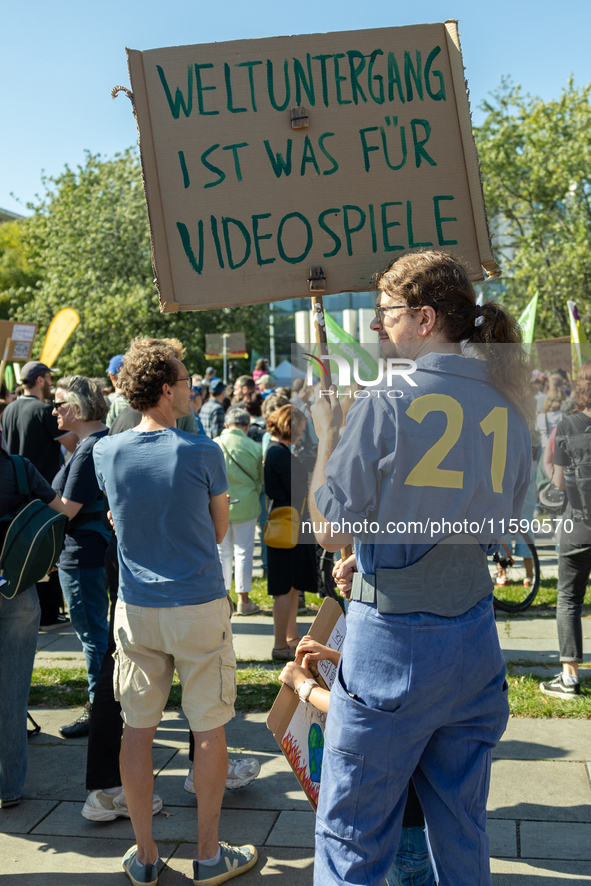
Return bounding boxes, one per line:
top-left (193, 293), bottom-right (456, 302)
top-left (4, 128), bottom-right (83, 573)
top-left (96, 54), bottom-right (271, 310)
top-left (1, 608), bottom-right (589, 884)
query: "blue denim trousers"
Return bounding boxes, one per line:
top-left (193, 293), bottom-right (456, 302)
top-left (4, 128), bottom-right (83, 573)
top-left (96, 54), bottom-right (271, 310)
top-left (0, 586), bottom-right (40, 802)
top-left (314, 597), bottom-right (509, 886)
top-left (386, 827), bottom-right (435, 886)
top-left (59, 567), bottom-right (109, 701)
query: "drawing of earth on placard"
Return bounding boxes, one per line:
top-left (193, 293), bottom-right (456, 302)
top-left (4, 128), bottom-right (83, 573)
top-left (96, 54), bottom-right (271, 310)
top-left (281, 702), bottom-right (326, 804)
top-left (308, 723), bottom-right (324, 783)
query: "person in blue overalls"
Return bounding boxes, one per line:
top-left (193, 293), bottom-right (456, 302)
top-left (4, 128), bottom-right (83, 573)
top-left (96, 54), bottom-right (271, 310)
top-left (308, 251), bottom-right (533, 886)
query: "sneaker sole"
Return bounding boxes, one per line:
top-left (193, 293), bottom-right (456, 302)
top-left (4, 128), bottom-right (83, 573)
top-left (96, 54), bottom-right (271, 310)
top-left (184, 773), bottom-right (258, 793)
top-left (82, 805), bottom-right (122, 821)
top-left (226, 770), bottom-right (259, 790)
top-left (122, 860), bottom-right (158, 886)
top-left (193, 846), bottom-right (257, 886)
top-left (83, 798), bottom-right (163, 821)
top-left (539, 685), bottom-right (580, 699)
top-left (59, 727), bottom-right (90, 738)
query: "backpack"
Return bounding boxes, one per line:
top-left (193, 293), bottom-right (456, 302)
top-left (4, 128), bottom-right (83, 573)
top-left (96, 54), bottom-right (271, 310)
top-left (558, 413), bottom-right (591, 525)
top-left (247, 417), bottom-right (266, 445)
top-left (0, 455), bottom-right (68, 600)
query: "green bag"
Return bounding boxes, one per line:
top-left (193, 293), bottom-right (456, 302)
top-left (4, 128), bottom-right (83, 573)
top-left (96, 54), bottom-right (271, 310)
top-left (0, 456), bottom-right (68, 600)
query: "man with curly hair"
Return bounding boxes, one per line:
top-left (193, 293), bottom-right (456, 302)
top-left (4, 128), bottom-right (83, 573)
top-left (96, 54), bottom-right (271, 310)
top-left (93, 339), bottom-right (258, 886)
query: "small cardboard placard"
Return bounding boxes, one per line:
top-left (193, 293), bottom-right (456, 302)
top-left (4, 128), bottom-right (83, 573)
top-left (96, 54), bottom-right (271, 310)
top-left (0, 321), bottom-right (37, 362)
top-left (266, 597), bottom-right (345, 811)
top-left (535, 337), bottom-right (572, 375)
top-left (205, 332), bottom-right (248, 359)
top-left (125, 21), bottom-right (498, 313)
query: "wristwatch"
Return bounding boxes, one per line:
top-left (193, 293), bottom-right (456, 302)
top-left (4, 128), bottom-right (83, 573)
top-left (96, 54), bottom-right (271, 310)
top-left (297, 678), bottom-right (318, 702)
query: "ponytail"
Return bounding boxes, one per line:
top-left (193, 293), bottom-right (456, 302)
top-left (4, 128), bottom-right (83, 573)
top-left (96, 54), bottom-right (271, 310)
top-left (377, 251), bottom-right (532, 423)
top-left (469, 300), bottom-right (522, 346)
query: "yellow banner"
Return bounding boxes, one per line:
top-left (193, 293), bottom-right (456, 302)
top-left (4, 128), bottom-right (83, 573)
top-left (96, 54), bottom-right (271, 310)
top-left (40, 308), bottom-right (80, 367)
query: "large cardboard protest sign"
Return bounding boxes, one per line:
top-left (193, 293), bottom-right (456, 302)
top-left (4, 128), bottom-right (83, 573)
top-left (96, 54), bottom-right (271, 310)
top-left (266, 598), bottom-right (345, 811)
top-left (126, 21), bottom-right (498, 313)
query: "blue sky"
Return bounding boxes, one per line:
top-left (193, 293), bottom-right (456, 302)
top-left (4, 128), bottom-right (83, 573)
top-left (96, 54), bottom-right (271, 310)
top-left (2, 0), bottom-right (590, 215)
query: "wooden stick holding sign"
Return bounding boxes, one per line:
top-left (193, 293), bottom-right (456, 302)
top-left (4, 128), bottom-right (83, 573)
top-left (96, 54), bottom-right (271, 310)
top-left (308, 270), bottom-right (353, 568)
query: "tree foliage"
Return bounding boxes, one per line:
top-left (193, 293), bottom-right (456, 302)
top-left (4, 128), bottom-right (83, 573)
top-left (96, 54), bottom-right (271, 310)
top-left (475, 78), bottom-right (591, 338)
top-left (7, 149), bottom-right (269, 376)
top-left (0, 220), bottom-right (41, 320)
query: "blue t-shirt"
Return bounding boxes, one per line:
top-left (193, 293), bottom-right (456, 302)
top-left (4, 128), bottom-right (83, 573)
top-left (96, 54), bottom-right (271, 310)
top-left (315, 353), bottom-right (532, 575)
top-left (52, 429), bottom-right (111, 569)
top-left (93, 427), bottom-right (228, 607)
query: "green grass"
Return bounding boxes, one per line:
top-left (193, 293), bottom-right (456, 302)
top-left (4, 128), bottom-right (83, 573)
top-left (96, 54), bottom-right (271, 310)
top-left (32, 660), bottom-right (591, 720)
top-left (227, 576), bottom-right (324, 613)
top-left (30, 664), bottom-right (282, 712)
top-left (494, 576), bottom-right (591, 616)
top-left (30, 666), bottom-right (90, 707)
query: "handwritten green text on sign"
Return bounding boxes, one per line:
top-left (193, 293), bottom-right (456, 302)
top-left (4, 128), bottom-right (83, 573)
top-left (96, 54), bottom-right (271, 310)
top-left (126, 23), bottom-right (496, 310)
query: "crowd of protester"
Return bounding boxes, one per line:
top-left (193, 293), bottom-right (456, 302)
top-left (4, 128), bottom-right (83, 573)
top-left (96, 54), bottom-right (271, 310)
top-left (0, 343), bottom-right (320, 885)
top-left (1, 258), bottom-right (590, 885)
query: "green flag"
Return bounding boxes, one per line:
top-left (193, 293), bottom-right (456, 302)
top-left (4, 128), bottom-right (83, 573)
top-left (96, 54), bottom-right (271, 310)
top-left (517, 292), bottom-right (538, 344)
top-left (567, 300), bottom-right (591, 370)
top-left (4, 364), bottom-right (14, 391)
top-left (323, 312), bottom-right (379, 383)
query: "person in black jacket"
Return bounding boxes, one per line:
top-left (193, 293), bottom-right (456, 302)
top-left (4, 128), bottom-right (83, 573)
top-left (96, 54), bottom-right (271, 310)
top-left (541, 361), bottom-right (591, 699)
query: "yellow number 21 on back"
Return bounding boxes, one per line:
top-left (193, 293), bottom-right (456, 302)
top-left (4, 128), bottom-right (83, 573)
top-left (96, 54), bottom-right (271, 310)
top-left (404, 394), bottom-right (508, 493)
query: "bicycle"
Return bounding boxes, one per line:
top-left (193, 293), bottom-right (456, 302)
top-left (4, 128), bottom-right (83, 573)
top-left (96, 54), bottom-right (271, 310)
top-left (490, 531), bottom-right (540, 613)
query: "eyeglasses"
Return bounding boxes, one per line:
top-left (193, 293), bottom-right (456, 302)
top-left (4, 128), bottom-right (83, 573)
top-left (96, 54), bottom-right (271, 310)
top-left (175, 375), bottom-right (192, 388)
top-left (374, 304), bottom-right (409, 323)
top-left (52, 401), bottom-right (68, 410)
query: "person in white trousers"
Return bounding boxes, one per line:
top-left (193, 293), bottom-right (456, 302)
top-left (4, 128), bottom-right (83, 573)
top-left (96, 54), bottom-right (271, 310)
top-left (215, 407), bottom-right (264, 616)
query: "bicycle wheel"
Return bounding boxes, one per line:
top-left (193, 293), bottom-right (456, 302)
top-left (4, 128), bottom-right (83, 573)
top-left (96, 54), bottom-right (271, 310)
top-left (319, 548), bottom-right (346, 613)
top-left (491, 531), bottom-right (540, 612)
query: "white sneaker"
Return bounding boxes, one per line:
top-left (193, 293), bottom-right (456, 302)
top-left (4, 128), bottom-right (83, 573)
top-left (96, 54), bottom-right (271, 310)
top-left (226, 756), bottom-right (261, 789)
top-left (184, 757), bottom-right (261, 794)
top-left (81, 787), bottom-right (163, 821)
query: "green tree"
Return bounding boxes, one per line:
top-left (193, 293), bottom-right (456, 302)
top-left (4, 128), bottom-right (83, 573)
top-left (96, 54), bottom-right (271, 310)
top-left (475, 78), bottom-right (591, 337)
top-left (0, 219), bottom-right (41, 320)
top-left (8, 149), bottom-right (269, 376)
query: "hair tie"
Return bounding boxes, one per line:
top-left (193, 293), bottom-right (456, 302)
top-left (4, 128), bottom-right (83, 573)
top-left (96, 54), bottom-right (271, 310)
top-left (474, 304), bottom-right (484, 327)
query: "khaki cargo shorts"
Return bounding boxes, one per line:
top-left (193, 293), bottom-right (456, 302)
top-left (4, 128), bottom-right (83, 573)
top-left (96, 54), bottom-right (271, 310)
top-left (113, 596), bottom-right (236, 732)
